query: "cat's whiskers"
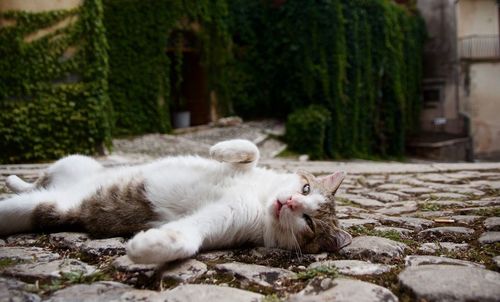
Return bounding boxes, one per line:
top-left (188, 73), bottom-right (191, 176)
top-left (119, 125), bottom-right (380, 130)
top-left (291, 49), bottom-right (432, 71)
top-left (284, 215), bottom-right (303, 260)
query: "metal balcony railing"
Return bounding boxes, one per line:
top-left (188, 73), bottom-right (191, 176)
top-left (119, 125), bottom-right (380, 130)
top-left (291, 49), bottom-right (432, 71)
top-left (459, 35), bottom-right (500, 60)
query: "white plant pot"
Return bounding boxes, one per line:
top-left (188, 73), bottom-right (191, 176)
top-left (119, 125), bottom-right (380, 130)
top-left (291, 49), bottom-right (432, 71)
top-left (173, 111), bottom-right (191, 129)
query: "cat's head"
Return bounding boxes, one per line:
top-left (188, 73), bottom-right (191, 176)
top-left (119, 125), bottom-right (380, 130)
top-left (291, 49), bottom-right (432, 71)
top-left (268, 170), bottom-right (352, 254)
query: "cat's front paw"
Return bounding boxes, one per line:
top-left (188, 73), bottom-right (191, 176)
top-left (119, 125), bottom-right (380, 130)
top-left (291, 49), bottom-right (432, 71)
top-left (126, 228), bottom-right (199, 264)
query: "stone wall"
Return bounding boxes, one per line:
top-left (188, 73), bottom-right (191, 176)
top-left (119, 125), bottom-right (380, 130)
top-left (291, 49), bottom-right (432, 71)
top-left (461, 62), bottom-right (500, 159)
top-left (457, 0), bottom-right (499, 37)
top-left (457, 0), bottom-right (500, 159)
top-left (417, 0), bottom-right (464, 135)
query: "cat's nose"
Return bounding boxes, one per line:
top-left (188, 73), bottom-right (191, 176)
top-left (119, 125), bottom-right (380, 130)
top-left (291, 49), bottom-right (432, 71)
top-left (285, 198), bottom-right (299, 211)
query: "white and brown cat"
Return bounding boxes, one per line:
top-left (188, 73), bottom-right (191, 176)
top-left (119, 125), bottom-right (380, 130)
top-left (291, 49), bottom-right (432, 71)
top-left (0, 139), bottom-right (351, 264)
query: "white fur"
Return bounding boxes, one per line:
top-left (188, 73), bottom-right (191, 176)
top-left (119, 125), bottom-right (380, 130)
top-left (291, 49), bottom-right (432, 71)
top-left (0, 139), bottom-right (340, 264)
top-left (6, 175), bottom-right (35, 192)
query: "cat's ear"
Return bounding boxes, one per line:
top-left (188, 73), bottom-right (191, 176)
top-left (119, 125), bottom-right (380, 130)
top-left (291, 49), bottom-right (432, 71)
top-left (296, 169), bottom-right (315, 180)
top-left (319, 171), bottom-right (345, 194)
top-left (323, 228), bottom-right (352, 252)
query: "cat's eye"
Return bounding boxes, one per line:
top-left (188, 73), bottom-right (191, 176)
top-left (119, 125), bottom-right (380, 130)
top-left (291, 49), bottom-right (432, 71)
top-left (303, 214), bottom-right (315, 231)
top-left (302, 184), bottom-right (310, 195)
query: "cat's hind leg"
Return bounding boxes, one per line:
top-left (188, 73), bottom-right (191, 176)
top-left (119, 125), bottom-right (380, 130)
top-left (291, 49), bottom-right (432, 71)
top-left (5, 155), bottom-right (102, 193)
top-left (44, 155), bottom-right (103, 189)
top-left (0, 191), bottom-right (79, 236)
top-left (210, 139), bottom-right (260, 168)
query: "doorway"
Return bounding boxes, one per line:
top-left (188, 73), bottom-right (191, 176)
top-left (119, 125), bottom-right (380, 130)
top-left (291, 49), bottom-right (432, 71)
top-left (167, 30), bottom-right (210, 126)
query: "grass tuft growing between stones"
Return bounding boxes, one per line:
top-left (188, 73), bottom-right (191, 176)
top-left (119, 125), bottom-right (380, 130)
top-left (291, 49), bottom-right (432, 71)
top-left (348, 226), bottom-right (418, 248)
top-left (25, 270), bottom-right (111, 297)
top-left (463, 207), bottom-right (500, 217)
top-left (295, 266), bottom-right (339, 281)
top-left (354, 264), bottom-right (413, 302)
top-left (0, 258), bottom-right (20, 269)
top-left (262, 293), bottom-right (283, 302)
top-left (419, 202), bottom-right (443, 212)
top-left (440, 243), bottom-right (500, 270)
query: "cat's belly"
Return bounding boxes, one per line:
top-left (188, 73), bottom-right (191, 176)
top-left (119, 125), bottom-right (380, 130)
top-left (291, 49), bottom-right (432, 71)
top-left (144, 162), bottom-right (228, 219)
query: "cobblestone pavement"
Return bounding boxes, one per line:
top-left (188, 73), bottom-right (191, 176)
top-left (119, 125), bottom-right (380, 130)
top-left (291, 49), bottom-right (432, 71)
top-left (1, 125), bottom-right (500, 301)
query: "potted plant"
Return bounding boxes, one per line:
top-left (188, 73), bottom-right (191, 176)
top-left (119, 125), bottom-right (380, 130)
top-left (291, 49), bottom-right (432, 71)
top-left (171, 38), bottom-right (190, 129)
top-left (172, 96), bottom-right (190, 128)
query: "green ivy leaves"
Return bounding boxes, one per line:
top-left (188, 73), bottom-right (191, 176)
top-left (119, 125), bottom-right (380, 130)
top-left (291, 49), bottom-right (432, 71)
top-left (229, 0), bottom-right (425, 159)
top-left (0, 0), bottom-right (111, 163)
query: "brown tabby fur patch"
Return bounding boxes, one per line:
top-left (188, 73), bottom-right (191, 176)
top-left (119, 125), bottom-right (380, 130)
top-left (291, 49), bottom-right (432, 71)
top-left (32, 203), bottom-right (80, 232)
top-left (32, 180), bottom-right (159, 238)
top-left (79, 181), bottom-right (159, 237)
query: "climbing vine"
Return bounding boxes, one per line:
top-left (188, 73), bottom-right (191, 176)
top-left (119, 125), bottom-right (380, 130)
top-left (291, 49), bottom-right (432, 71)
top-left (103, 0), bottom-right (232, 135)
top-left (0, 0), bottom-right (111, 163)
top-left (229, 0), bottom-right (426, 158)
top-left (0, 0), bottom-right (424, 163)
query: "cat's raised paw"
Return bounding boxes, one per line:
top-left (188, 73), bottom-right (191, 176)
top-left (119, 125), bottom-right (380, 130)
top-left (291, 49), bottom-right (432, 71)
top-left (126, 228), bottom-right (198, 264)
top-left (210, 139), bottom-right (259, 164)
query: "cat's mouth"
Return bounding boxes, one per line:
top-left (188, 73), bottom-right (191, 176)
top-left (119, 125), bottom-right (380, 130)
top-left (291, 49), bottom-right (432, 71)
top-left (275, 200), bottom-right (283, 219)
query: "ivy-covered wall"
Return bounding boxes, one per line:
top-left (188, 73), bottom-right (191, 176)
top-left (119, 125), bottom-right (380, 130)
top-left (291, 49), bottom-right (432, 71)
top-left (0, 0), bottom-right (233, 163)
top-left (229, 0), bottom-right (426, 158)
top-left (0, 0), bottom-right (111, 163)
top-left (103, 0), bottom-right (232, 135)
top-left (0, 0), bottom-right (423, 163)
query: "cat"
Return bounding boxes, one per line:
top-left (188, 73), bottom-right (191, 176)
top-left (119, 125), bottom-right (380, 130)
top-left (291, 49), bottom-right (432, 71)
top-left (0, 139), bottom-right (351, 264)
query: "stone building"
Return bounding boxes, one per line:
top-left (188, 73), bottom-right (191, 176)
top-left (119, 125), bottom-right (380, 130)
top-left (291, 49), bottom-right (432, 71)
top-left (416, 0), bottom-right (500, 160)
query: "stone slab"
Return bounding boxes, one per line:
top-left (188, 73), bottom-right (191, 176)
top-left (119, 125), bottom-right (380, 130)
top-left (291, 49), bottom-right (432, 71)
top-left (373, 226), bottom-right (413, 236)
top-left (339, 236), bottom-right (407, 264)
top-left (478, 231), bottom-right (500, 244)
top-left (49, 232), bottom-right (90, 250)
top-left (494, 256), bottom-right (500, 269)
top-left (363, 192), bottom-right (399, 203)
top-left (404, 255), bottom-right (483, 268)
top-left (215, 261), bottom-right (295, 287)
top-left (337, 194), bottom-right (385, 208)
top-left (288, 278), bottom-right (398, 302)
top-left (161, 259), bottom-right (207, 283)
top-left (112, 255), bottom-right (156, 275)
top-left (484, 217), bottom-right (500, 231)
top-left (196, 250), bottom-right (235, 262)
top-left (79, 237), bottom-right (126, 257)
top-left (417, 242), bottom-right (469, 254)
top-left (375, 201), bottom-right (418, 215)
top-left (339, 219), bottom-right (380, 229)
top-left (418, 227), bottom-right (474, 242)
top-left (449, 215), bottom-right (482, 224)
top-left (376, 215), bottom-right (434, 231)
top-left (6, 234), bottom-right (43, 246)
top-left (0, 277), bottom-right (41, 302)
top-left (398, 265), bottom-right (500, 302)
top-left (400, 187), bottom-right (437, 195)
top-left (158, 284), bottom-right (263, 302)
top-left (45, 281), bottom-right (142, 302)
top-left (4, 259), bottom-right (98, 283)
top-left (309, 260), bottom-right (393, 276)
top-left (377, 183), bottom-right (411, 190)
top-left (0, 246), bottom-right (60, 263)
